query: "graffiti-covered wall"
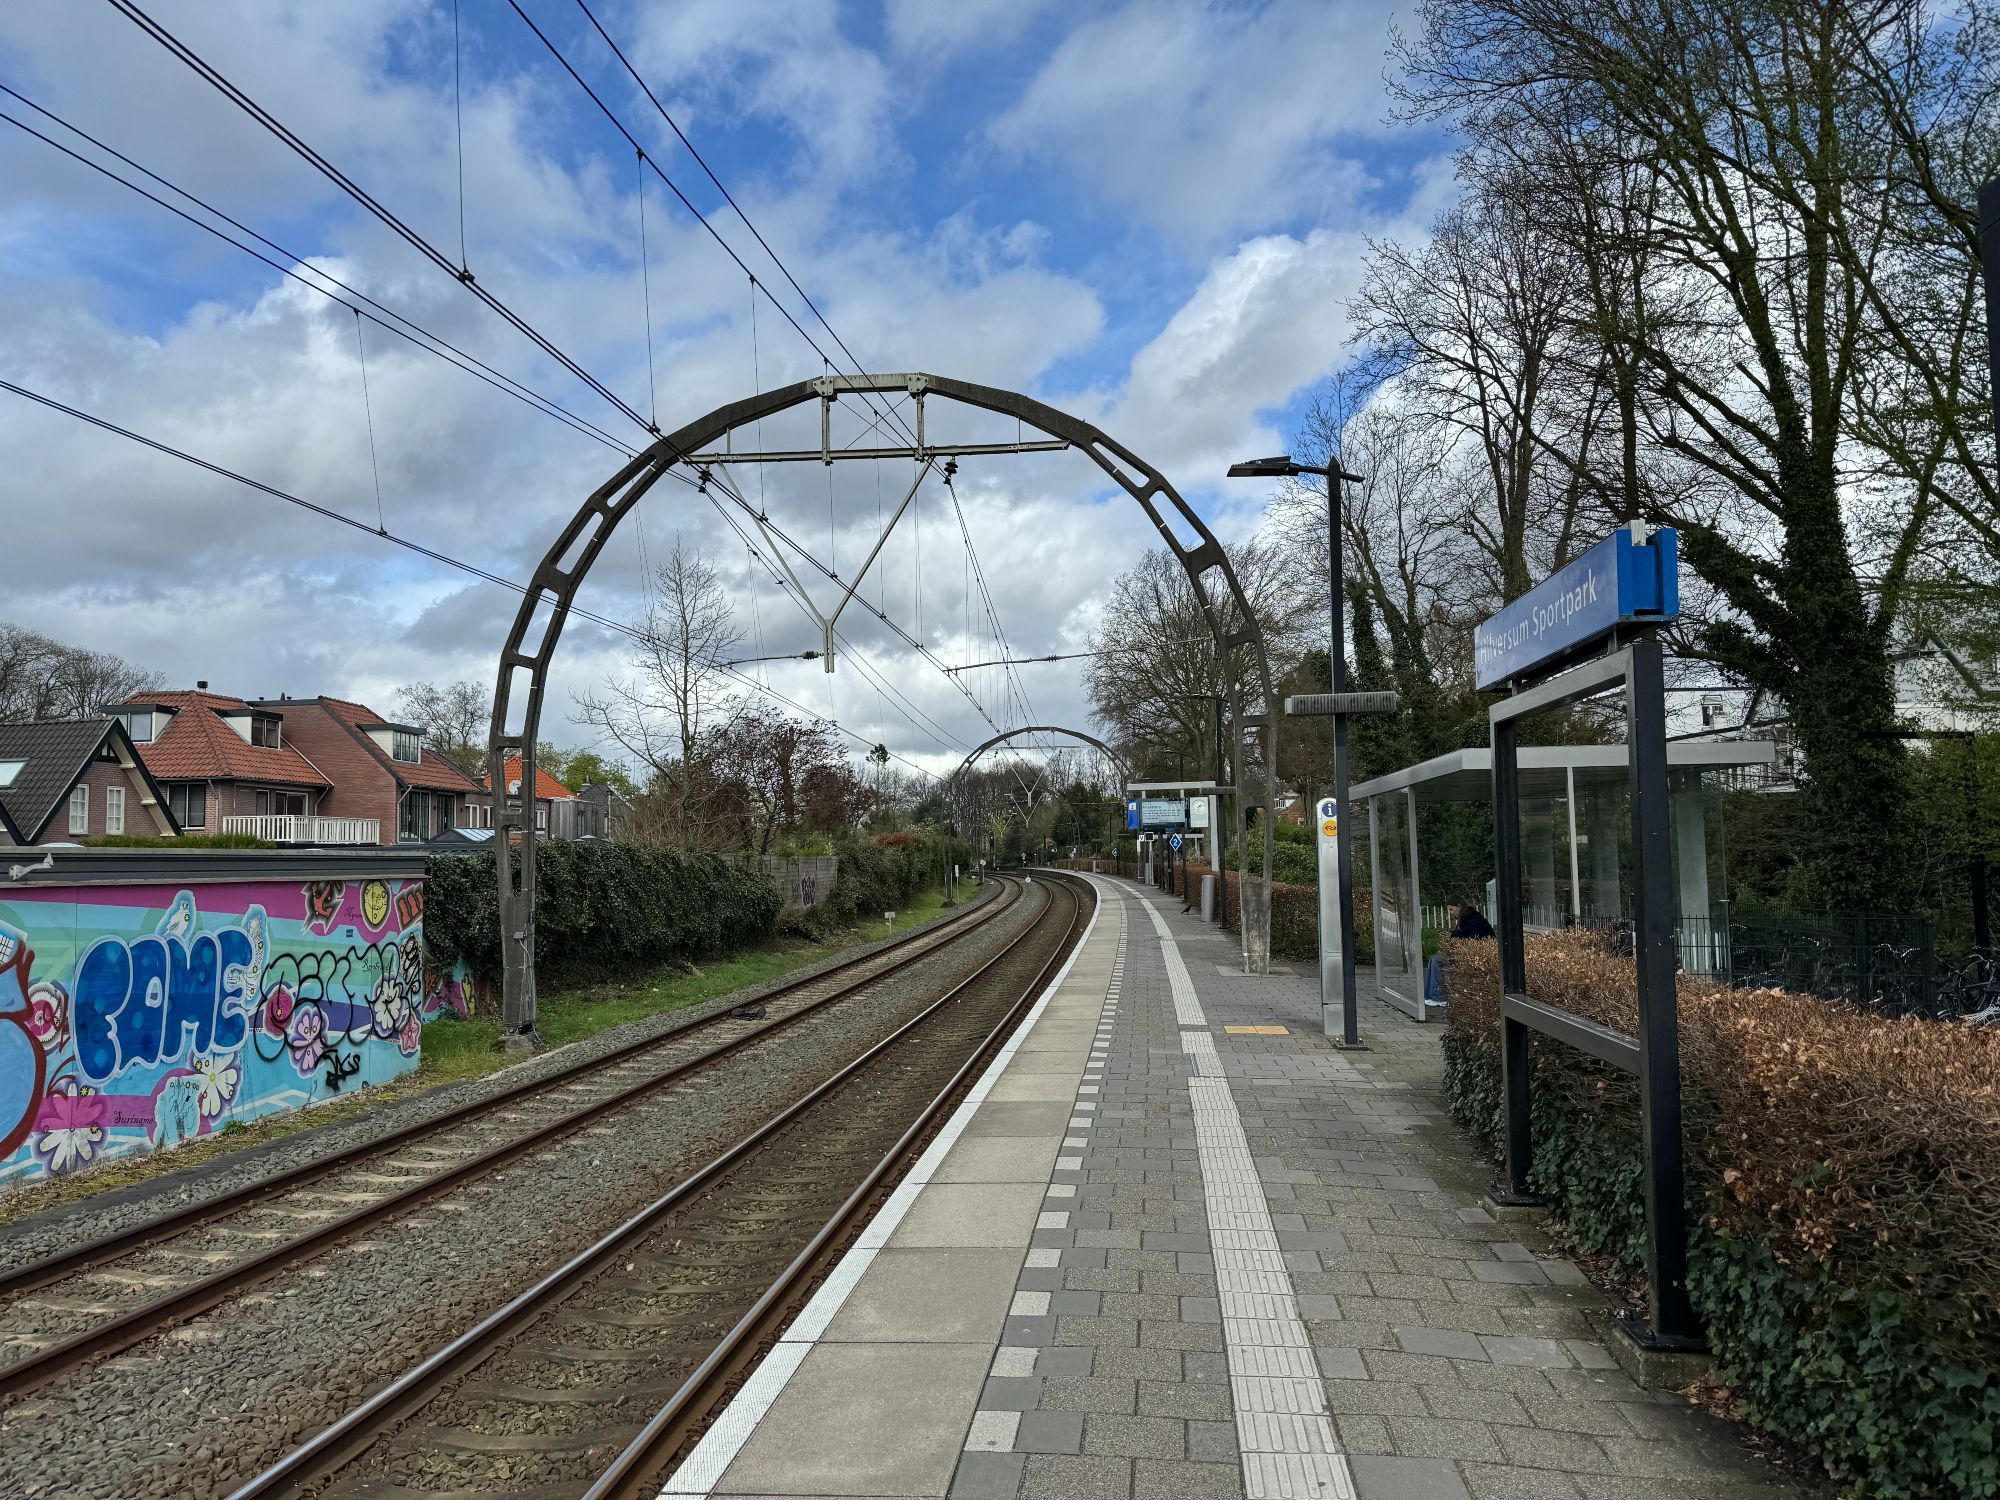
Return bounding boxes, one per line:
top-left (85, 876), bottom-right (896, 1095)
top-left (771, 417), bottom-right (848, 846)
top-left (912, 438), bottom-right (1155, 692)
top-left (0, 857), bottom-right (467, 1187)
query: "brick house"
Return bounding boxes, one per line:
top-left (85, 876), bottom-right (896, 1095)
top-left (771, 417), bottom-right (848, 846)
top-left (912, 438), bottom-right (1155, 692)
top-left (0, 718), bottom-right (179, 846)
top-left (117, 688), bottom-right (338, 840)
top-left (463, 757), bottom-right (578, 840)
top-left (247, 695), bottom-right (484, 846)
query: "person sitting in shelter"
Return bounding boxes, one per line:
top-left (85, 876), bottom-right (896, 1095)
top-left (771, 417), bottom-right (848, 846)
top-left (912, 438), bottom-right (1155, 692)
top-left (1451, 904), bottom-right (1495, 940)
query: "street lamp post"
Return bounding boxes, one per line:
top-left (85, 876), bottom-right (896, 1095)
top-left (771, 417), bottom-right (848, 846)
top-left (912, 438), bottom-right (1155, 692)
top-left (1229, 453), bottom-right (1368, 1048)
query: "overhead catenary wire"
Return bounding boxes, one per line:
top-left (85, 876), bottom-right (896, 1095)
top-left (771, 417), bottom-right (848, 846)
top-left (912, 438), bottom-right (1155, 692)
top-left (9, 82), bottom-right (976, 764)
top-left (351, 308), bottom-right (387, 534)
top-left (0, 375), bottom-right (944, 781)
top-left (519, 2), bottom-right (1042, 725)
top-left (4, 84), bottom-right (974, 749)
top-left (97, 3), bottom-right (1022, 755)
top-left (0, 92), bottom-right (636, 457)
top-left (109, 0), bottom-right (655, 435)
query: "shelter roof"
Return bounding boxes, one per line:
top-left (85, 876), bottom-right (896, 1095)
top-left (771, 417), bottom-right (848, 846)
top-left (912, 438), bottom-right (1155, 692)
top-left (1349, 740), bottom-right (1777, 804)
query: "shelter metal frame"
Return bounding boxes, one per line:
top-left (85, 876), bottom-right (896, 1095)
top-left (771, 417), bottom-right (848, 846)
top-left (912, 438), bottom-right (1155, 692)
top-left (488, 373), bottom-right (1281, 1031)
top-left (1491, 637), bottom-right (1701, 1350)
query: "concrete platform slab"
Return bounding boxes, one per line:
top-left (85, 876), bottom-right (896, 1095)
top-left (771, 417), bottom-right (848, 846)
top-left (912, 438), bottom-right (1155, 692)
top-left (823, 1248), bottom-right (1023, 1343)
top-left (985, 1072), bottom-right (1085, 1102)
top-left (887, 1182), bottom-right (1046, 1247)
top-left (958, 1100), bottom-right (1077, 1138)
top-left (932, 1134), bottom-right (1061, 1184)
top-left (713, 1341), bottom-right (988, 1496)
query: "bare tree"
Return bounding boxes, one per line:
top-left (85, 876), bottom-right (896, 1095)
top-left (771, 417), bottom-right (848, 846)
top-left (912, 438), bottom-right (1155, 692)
top-left (1388, 0), bottom-right (2000, 905)
top-left (395, 680), bottom-right (491, 773)
top-left (1084, 543), bottom-right (1303, 781)
top-left (574, 536), bottom-right (742, 844)
top-left (0, 622), bottom-right (161, 722)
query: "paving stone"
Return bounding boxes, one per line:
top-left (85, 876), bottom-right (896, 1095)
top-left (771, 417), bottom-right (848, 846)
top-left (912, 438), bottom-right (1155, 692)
top-left (1016, 1407), bottom-right (1088, 1455)
top-left (1387, 1414), bottom-right (1505, 1461)
top-left (1130, 1458), bottom-right (1244, 1498)
top-left (951, 1449), bottom-right (1028, 1498)
top-left (1135, 1378), bottom-right (1231, 1422)
top-left (1395, 1326), bottom-right (1490, 1361)
top-left (1022, 1452), bottom-right (1132, 1499)
top-left (1083, 1413), bottom-right (1187, 1459)
top-left (1336, 1412), bottom-right (1397, 1454)
top-left (1347, 1454), bottom-right (1474, 1499)
top-left (1040, 1376), bottom-right (1140, 1414)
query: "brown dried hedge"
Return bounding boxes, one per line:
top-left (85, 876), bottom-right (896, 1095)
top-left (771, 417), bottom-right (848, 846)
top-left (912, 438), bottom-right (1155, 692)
top-left (1446, 932), bottom-right (2000, 1495)
top-left (1448, 933), bottom-right (2000, 1306)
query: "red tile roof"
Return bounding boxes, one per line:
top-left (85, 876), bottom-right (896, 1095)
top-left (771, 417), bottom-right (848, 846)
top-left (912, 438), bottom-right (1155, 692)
top-left (491, 757), bottom-right (576, 801)
top-left (314, 696), bottom-right (484, 793)
top-left (124, 690), bottom-right (331, 787)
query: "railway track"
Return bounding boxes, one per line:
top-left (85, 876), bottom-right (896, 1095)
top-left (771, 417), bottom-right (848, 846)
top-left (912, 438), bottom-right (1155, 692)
top-left (0, 878), bottom-right (1025, 1402)
top-left (231, 872), bottom-right (1089, 1500)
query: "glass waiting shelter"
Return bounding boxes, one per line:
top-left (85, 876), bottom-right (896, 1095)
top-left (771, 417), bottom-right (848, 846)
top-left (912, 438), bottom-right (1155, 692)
top-left (1350, 740), bottom-right (1777, 1021)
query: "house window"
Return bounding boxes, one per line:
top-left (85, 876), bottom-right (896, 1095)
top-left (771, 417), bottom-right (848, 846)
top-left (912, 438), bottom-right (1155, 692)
top-left (400, 790), bottom-right (430, 842)
top-left (391, 730), bottom-right (422, 764)
top-left (105, 786), bottom-right (125, 835)
top-left (433, 796), bottom-right (454, 836)
top-left (535, 805), bottom-right (548, 834)
top-left (68, 785), bottom-right (89, 834)
top-left (250, 717), bottom-right (281, 749)
top-left (167, 783), bottom-right (207, 829)
top-left (463, 802), bottom-right (491, 830)
top-left (118, 711), bottom-right (156, 745)
top-left (274, 791), bottom-right (308, 818)
top-left (0, 760), bottom-right (22, 789)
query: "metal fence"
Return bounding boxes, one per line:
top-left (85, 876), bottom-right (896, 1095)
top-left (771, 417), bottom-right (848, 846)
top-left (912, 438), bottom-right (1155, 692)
top-left (1560, 908), bottom-right (2000, 1022)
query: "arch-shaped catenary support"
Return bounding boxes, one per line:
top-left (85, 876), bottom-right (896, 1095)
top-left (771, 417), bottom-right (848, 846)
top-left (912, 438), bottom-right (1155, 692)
top-left (490, 372), bottom-right (1279, 1032)
top-left (944, 725), bottom-right (1131, 788)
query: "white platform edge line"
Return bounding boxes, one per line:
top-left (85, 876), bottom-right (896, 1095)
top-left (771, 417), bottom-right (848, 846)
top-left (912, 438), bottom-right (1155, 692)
top-left (657, 876), bottom-right (1111, 1499)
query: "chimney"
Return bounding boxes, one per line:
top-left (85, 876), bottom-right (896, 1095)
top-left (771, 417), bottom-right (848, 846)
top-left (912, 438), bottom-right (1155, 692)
top-left (197, 680), bottom-right (208, 691)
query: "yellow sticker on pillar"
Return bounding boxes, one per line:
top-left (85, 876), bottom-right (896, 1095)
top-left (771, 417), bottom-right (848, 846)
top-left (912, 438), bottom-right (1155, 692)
top-left (1321, 817), bottom-right (1339, 838)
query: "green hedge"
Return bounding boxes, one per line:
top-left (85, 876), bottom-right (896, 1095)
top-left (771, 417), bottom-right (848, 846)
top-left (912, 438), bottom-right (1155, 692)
top-left (796, 833), bottom-right (959, 934)
top-left (425, 841), bottom-right (781, 986)
top-left (1443, 935), bottom-right (2000, 1499)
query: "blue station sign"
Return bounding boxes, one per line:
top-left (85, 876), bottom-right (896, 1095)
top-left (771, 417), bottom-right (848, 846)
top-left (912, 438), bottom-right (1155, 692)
top-left (1474, 525), bottom-right (1680, 690)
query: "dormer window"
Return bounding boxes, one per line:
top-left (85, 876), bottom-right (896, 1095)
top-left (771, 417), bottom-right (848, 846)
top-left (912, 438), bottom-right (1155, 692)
top-left (0, 760), bottom-right (22, 788)
top-left (392, 729), bottom-right (422, 763)
top-left (250, 716), bottom-right (281, 749)
top-left (118, 707), bottom-right (172, 745)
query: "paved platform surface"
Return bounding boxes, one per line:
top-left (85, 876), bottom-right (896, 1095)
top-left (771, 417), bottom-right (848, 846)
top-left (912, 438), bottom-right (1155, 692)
top-left (660, 875), bottom-right (1806, 1500)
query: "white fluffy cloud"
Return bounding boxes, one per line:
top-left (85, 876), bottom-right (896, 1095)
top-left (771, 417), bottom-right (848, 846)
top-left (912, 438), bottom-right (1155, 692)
top-left (988, 0), bottom-right (1398, 243)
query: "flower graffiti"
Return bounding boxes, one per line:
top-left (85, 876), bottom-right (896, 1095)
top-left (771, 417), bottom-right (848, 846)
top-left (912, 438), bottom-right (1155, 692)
top-left (286, 1003), bottom-right (328, 1076)
top-left (35, 1078), bottom-right (104, 1175)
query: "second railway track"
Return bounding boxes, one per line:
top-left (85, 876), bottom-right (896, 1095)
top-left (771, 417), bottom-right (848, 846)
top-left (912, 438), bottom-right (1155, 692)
top-left (232, 872), bottom-right (1090, 1500)
top-left (0, 878), bottom-right (1025, 1403)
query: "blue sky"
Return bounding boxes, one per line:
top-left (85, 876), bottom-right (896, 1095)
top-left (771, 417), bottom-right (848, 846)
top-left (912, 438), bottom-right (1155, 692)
top-left (0, 0), bottom-right (1451, 776)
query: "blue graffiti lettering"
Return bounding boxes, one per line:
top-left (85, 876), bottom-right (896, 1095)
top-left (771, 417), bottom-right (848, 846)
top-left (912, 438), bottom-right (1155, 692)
top-left (72, 925), bottom-right (257, 1083)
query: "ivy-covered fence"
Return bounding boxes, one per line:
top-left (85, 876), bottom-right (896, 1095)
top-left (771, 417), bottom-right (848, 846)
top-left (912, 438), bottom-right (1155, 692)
top-left (424, 842), bottom-right (780, 988)
top-left (1444, 932), bottom-right (2000, 1499)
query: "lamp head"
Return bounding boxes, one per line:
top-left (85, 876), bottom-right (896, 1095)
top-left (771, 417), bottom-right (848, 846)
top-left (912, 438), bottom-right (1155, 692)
top-left (1226, 455), bottom-right (1302, 479)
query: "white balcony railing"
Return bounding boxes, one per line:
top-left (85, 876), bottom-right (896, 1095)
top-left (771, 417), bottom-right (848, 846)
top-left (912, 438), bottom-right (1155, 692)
top-left (220, 814), bottom-right (381, 845)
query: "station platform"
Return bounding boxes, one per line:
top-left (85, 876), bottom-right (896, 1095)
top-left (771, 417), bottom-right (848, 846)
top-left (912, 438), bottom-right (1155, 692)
top-left (661, 874), bottom-right (1805, 1500)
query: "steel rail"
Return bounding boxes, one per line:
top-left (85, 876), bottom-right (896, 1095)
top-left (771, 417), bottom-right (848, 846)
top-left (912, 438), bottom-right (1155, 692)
top-left (587, 874), bottom-right (1088, 1498)
top-left (0, 881), bottom-right (1019, 1401)
top-left (227, 875), bottom-right (1088, 1499)
top-left (0, 879), bottom-right (1007, 1303)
